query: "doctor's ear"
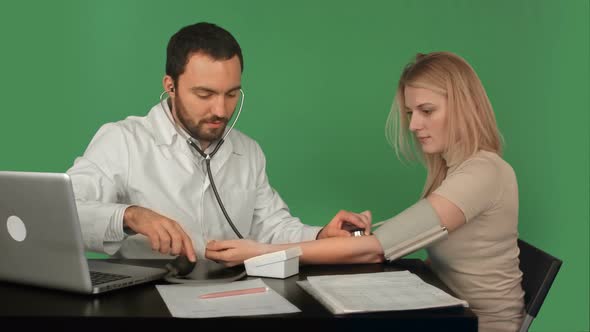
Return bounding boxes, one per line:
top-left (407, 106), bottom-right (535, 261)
top-left (162, 76), bottom-right (176, 96)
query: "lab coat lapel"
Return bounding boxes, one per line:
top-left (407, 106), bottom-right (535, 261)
top-left (208, 136), bottom-right (233, 179)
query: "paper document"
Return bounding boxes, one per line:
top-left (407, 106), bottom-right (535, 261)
top-left (157, 279), bottom-right (300, 318)
top-left (297, 271), bottom-right (468, 315)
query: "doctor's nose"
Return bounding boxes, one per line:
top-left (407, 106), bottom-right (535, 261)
top-left (210, 96), bottom-right (226, 117)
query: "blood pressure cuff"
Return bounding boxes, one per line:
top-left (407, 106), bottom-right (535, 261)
top-left (373, 199), bottom-right (448, 262)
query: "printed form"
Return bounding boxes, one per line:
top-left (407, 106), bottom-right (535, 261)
top-left (298, 270), bottom-right (468, 314)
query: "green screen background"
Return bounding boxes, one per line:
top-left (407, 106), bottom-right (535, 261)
top-left (0, 1), bottom-right (587, 331)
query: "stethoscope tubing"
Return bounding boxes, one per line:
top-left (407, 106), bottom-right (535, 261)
top-left (159, 90), bottom-right (246, 239)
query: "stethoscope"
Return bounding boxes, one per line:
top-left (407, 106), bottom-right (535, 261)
top-left (159, 89), bottom-right (246, 240)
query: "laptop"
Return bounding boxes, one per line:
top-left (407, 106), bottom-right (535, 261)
top-left (0, 171), bottom-right (168, 294)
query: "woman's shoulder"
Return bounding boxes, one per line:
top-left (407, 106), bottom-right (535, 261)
top-left (454, 150), bottom-right (515, 179)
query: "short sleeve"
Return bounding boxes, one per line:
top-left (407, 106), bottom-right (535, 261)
top-left (433, 157), bottom-right (502, 223)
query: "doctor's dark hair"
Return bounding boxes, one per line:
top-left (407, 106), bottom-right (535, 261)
top-left (165, 22), bottom-right (244, 86)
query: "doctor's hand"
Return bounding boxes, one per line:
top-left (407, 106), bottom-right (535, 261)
top-left (205, 239), bottom-right (270, 267)
top-left (316, 210), bottom-right (372, 239)
top-left (123, 206), bottom-right (196, 262)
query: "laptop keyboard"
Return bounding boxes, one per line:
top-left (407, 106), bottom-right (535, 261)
top-left (90, 271), bottom-right (132, 285)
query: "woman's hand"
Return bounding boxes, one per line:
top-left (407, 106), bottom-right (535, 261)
top-left (205, 239), bottom-right (270, 267)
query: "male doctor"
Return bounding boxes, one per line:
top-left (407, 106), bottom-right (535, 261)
top-left (67, 22), bottom-right (369, 262)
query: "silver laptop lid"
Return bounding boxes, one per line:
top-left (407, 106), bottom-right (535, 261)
top-left (0, 171), bottom-right (94, 293)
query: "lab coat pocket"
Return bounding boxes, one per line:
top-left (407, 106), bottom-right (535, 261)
top-left (221, 189), bottom-right (256, 238)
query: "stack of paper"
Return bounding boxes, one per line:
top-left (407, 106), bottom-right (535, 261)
top-left (297, 271), bottom-right (468, 315)
top-left (157, 279), bottom-right (300, 318)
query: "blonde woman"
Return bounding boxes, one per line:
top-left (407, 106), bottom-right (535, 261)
top-left (206, 52), bottom-right (525, 332)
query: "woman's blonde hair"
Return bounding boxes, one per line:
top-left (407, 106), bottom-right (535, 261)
top-left (385, 52), bottom-right (503, 197)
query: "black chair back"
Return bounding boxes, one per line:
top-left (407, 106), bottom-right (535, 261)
top-left (517, 239), bottom-right (562, 332)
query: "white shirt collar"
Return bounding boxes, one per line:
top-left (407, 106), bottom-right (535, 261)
top-left (149, 98), bottom-right (230, 153)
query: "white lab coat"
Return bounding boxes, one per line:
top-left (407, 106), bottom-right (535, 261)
top-left (67, 101), bottom-right (321, 259)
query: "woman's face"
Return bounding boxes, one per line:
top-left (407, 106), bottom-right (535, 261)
top-left (403, 86), bottom-right (448, 154)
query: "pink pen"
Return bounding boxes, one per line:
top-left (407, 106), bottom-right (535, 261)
top-left (199, 286), bottom-right (268, 299)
